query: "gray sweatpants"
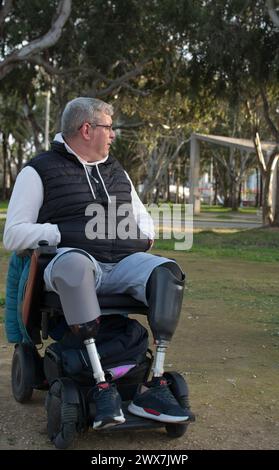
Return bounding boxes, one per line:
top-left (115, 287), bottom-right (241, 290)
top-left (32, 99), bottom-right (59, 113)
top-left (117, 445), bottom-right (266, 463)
top-left (44, 248), bottom-right (179, 325)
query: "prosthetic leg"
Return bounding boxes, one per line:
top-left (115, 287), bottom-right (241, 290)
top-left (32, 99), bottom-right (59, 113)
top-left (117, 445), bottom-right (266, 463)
top-left (127, 262), bottom-right (191, 423)
top-left (51, 252), bottom-right (125, 429)
top-left (51, 252), bottom-right (106, 380)
top-left (146, 262), bottom-right (185, 378)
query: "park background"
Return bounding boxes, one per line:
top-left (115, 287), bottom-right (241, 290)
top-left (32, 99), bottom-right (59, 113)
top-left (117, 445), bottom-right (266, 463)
top-left (0, 0), bottom-right (279, 450)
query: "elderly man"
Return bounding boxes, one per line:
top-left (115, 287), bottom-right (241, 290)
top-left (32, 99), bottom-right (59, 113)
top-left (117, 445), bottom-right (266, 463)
top-left (4, 97), bottom-right (191, 430)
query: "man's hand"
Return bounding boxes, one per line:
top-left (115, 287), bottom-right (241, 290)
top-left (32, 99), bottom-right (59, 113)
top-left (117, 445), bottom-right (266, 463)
top-left (148, 239), bottom-right (154, 250)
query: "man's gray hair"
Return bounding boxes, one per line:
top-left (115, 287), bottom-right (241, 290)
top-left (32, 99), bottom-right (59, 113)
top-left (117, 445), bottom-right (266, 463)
top-left (61, 97), bottom-right (113, 138)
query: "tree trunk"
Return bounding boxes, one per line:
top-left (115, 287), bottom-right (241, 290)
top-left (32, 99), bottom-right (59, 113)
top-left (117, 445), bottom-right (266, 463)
top-left (176, 157), bottom-right (181, 203)
top-left (229, 178), bottom-right (239, 211)
top-left (214, 161), bottom-right (227, 205)
top-left (255, 167), bottom-right (259, 207)
top-left (167, 166), bottom-right (170, 202)
top-left (7, 151), bottom-right (13, 197)
top-left (213, 174), bottom-right (218, 205)
top-left (262, 154), bottom-right (279, 225)
top-left (238, 182), bottom-right (242, 207)
top-left (16, 140), bottom-right (24, 174)
top-left (1, 132), bottom-right (8, 199)
top-left (141, 138), bottom-right (185, 204)
top-left (154, 183), bottom-right (159, 204)
top-left (260, 173), bottom-right (263, 207)
top-left (262, 174), bottom-right (271, 225)
top-left (251, 130), bottom-right (279, 224)
top-left (271, 162), bottom-right (279, 226)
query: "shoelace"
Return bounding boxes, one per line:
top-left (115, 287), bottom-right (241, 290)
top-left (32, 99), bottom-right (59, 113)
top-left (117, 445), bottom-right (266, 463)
top-left (150, 382), bottom-right (181, 406)
top-left (94, 385), bottom-right (117, 407)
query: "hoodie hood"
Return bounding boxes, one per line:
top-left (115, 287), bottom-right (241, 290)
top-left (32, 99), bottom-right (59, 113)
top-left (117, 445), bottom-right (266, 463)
top-left (53, 132), bottom-right (111, 202)
top-left (53, 132), bottom-right (109, 166)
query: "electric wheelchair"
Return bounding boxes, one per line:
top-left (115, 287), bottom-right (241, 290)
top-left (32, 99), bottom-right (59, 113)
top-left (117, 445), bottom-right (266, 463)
top-left (10, 242), bottom-right (194, 449)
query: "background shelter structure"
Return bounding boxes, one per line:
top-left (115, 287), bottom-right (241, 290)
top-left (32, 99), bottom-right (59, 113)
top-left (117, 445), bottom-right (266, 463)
top-left (189, 133), bottom-right (277, 215)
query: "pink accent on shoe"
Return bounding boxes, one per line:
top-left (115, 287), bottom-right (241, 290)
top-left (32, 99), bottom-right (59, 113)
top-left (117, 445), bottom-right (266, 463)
top-left (98, 382), bottom-right (109, 390)
top-left (144, 408), bottom-right (161, 416)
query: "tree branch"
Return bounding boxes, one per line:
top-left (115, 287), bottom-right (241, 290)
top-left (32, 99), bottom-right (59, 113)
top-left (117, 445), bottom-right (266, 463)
top-left (95, 63), bottom-right (147, 98)
top-left (214, 150), bottom-right (229, 170)
top-left (245, 98), bottom-right (268, 174)
top-left (121, 82), bottom-right (150, 96)
top-left (113, 121), bottom-right (145, 130)
top-left (29, 55), bottom-right (105, 79)
top-left (0, 0), bottom-right (72, 80)
top-left (253, 132), bottom-right (267, 174)
top-left (259, 84), bottom-right (279, 141)
top-left (0, 0), bottom-right (13, 29)
top-left (267, 0), bottom-right (279, 28)
top-left (29, 54), bottom-right (148, 100)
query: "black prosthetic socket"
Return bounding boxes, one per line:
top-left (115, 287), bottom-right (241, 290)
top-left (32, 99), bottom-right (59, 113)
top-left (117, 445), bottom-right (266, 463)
top-left (71, 317), bottom-right (101, 341)
top-left (146, 263), bottom-right (185, 342)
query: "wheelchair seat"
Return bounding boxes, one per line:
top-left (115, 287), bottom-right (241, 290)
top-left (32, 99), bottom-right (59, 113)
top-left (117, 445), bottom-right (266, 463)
top-left (41, 291), bottom-right (148, 313)
top-left (20, 243), bottom-right (149, 344)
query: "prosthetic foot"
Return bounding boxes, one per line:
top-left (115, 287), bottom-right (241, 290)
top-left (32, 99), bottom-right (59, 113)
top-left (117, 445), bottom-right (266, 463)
top-left (147, 263), bottom-right (185, 377)
top-left (71, 319), bottom-right (125, 430)
top-left (51, 251), bottom-right (125, 429)
top-left (128, 263), bottom-right (194, 423)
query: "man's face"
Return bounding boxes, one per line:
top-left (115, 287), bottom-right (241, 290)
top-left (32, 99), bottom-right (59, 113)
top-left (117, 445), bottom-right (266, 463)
top-left (90, 111), bottom-right (115, 160)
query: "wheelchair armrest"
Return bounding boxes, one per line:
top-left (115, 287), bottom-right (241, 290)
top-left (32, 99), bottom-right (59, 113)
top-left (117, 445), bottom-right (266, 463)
top-left (36, 240), bottom-right (58, 256)
top-left (16, 249), bottom-right (33, 258)
top-left (22, 241), bottom-right (57, 330)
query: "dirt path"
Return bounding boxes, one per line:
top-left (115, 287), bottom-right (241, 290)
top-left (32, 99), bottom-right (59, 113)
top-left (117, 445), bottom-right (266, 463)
top-left (0, 254), bottom-right (279, 450)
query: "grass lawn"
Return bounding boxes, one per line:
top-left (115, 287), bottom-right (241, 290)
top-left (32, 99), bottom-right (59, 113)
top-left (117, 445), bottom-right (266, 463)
top-left (0, 200), bottom-right (8, 212)
top-left (201, 204), bottom-right (258, 214)
top-left (154, 227), bottom-right (279, 263)
top-left (1, 218), bottom-right (279, 320)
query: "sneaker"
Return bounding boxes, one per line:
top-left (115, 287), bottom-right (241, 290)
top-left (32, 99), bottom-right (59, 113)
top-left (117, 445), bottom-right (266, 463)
top-left (128, 377), bottom-right (192, 423)
top-left (91, 382), bottom-right (125, 430)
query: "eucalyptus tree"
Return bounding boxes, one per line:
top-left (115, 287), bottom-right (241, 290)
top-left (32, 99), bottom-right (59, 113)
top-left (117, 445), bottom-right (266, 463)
top-left (0, 90), bottom-right (36, 197)
top-left (0, 0), bottom-right (72, 80)
top-left (179, 0), bottom-right (279, 223)
top-left (38, 0), bottom-right (214, 200)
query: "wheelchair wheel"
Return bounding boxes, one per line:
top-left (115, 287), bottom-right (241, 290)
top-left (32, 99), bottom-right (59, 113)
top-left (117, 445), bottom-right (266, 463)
top-left (163, 371), bottom-right (194, 439)
top-left (165, 422), bottom-right (188, 438)
top-left (46, 378), bottom-right (81, 450)
top-left (11, 343), bottom-right (35, 403)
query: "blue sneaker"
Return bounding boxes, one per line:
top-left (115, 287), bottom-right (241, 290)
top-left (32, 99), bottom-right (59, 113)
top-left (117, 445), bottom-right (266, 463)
top-left (92, 382), bottom-right (125, 430)
top-left (128, 377), bottom-right (193, 423)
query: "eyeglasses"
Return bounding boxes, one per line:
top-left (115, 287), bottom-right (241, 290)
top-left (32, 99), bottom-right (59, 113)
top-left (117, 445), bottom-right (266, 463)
top-left (79, 122), bottom-right (114, 132)
top-left (95, 124), bottom-right (114, 131)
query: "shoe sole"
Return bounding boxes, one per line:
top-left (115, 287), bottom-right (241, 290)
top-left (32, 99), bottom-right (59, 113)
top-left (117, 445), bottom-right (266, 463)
top-left (93, 411), bottom-right (125, 430)
top-left (128, 403), bottom-right (190, 424)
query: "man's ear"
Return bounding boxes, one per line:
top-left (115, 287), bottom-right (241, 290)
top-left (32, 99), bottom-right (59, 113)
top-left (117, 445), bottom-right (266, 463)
top-left (79, 122), bottom-right (92, 141)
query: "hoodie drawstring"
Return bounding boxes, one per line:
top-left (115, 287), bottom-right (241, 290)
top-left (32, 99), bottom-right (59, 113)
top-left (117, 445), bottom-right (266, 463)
top-left (83, 164), bottom-right (111, 203)
top-left (96, 165), bottom-right (112, 203)
top-left (84, 165), bottom-right (96, 200)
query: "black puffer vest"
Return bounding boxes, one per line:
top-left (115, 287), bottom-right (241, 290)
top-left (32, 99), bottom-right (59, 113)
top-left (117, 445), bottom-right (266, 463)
top-left (26, 141), bottom-right (149, 262)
